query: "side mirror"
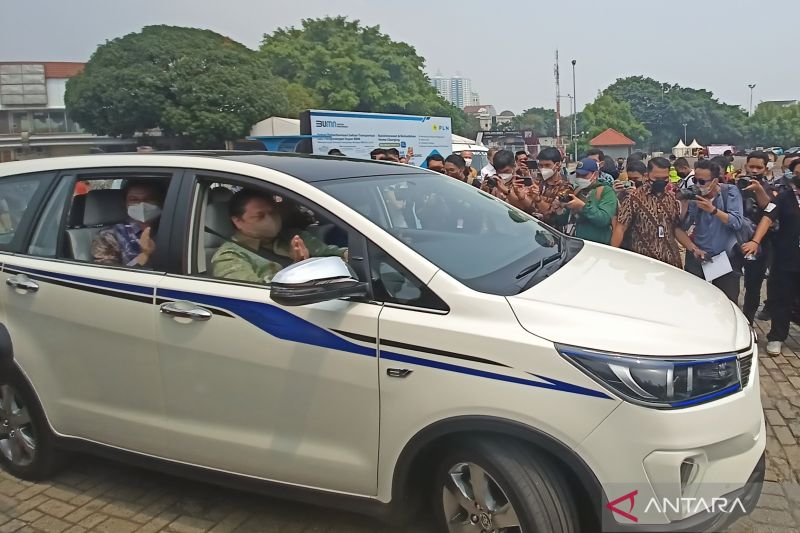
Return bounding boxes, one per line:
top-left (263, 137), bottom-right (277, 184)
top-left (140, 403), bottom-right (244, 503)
top-left (270, 256), bottom-right (369, 306)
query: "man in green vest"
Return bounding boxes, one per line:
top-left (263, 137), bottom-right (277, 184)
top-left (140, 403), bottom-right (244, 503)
top-left (561, 158), bottom-right (618, 244)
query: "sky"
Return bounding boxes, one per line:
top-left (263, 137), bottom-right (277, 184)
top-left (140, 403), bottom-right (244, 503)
top-left (2, 0), bottom-right (793, 114)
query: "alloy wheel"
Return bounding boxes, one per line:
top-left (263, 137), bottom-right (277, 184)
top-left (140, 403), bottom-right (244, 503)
top-left (0, 384), bottom-right (36, 467)
top-left (442, 462), bottom-right (522, 533)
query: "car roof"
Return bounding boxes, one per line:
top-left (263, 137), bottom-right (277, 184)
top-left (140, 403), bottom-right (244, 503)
top-left (0, 151), bottom-right (430, 183)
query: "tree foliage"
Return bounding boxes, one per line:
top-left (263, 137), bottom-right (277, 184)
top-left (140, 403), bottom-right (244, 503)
top-left (511, 107), bottom-right (557, 136)
top-left (260, 16), bottom-right (470, 134)
top-left (65, 25), bottom-right (290, 148)
top-left (602, 76), bottom-right (746, 151)
top-left (580, 94), bottom-right (650, 145)
top-left (746, 103), bottom-right (800, 147)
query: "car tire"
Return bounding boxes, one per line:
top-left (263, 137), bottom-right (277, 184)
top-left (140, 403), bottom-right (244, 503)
top-left (434, 437), bottom-right (577, 533)
top-left (0, 366), bottom-right (63, 480)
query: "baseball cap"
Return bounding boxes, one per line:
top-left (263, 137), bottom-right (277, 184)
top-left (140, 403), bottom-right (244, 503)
top-left (572, 158), bottom-right (599, 175)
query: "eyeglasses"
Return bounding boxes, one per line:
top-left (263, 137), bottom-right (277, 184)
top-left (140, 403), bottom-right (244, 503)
top-left (695, 178), bottom-right (716, 185)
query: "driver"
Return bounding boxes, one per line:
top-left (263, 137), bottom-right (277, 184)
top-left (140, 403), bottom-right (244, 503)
top-left (211, 190), bottom-right (347, 284)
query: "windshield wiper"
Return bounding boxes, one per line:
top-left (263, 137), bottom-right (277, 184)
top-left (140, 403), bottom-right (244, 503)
top-left (515, 252), bottom-right (562, 279)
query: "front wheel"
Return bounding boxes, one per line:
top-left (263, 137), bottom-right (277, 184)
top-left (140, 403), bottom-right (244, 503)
top-left (0, 368), bottom-right (63, 480)
top-left (434, 437), bottom-right (577, 533)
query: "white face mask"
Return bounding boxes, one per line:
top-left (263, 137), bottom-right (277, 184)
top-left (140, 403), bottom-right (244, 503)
top-left (767, 161), bottom-right (775, 170)
top-left (540, 168), bottom-right (555, 180)
top-left (127, 202), bottom-right (162, 223)
top-left (498, 172), bottom-right (514, 184)
top-left (464, 158), bottom-right (473, 167)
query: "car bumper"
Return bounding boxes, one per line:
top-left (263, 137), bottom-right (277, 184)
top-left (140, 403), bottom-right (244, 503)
top-left (603, 452), bottom-right (764, 532)
top-left (577, 357), bottom-right (765, 530)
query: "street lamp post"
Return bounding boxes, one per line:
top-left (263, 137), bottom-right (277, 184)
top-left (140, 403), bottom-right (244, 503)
top-left (748, 84), bottom-right (756, 116)
top-left (682, 123), bottom-right (687, 143)
top-left (571, 60), bottom-right (577, 162)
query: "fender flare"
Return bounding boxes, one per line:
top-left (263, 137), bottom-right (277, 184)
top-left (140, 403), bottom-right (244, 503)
top-left (389, 416), bottom-right (603, 521)
top-left (0, 323), bottom-right (13, 368)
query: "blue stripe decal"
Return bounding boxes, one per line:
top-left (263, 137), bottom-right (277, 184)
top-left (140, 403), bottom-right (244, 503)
top-left (5, 264), bottom-right (609, 400)
top-left (310, 111), bottom-right (427, 122)
top-left (8, 265), bottom-right (153, 296)
top-left (669, 383), bottom-right (742, 408)
top-left (381, 352), bottom-right (612, 399)
top-left (158, 289), bottom-right (376, 358)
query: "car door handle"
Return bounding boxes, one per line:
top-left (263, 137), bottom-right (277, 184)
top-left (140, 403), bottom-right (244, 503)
top-left (6, 274), bottom-right (39, 293)
top-left (159, 301), bottom-right (213, 322)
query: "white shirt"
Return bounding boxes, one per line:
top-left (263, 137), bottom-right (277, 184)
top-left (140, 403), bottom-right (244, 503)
top-left (480, 164), bottom-right (495, 179)
top-left (678, 171), bottom-right (695, 189)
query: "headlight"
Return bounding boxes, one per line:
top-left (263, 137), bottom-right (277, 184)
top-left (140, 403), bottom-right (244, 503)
top-left (558, 345), bottom-right (742, 409)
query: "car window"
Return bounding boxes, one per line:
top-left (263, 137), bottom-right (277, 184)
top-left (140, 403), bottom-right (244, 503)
top-left (318, 173), bottom-right (563, 296)
top-left (28, 177), bottom-right (74, 257)
top-left (0, 173), bottom-right (48, 247)
top-left (192, 178), bottom-right (353, 287)
top-left (368, 243), bottom-right (447, 311)
top-left (29, 174), bottom-right (172, 268)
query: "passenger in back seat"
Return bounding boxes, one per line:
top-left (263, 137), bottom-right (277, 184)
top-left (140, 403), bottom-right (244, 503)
top-left (91, 180), bottom-right (164, 267)
top-left (211, 190), bottom-right (347, 284)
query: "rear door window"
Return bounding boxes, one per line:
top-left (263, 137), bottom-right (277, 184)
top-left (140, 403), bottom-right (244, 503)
top-left (0, 172), bottom-right (53, 252)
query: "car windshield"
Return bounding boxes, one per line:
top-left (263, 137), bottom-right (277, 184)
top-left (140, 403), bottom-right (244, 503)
top-left (318, 172), bottom-right (577, 295)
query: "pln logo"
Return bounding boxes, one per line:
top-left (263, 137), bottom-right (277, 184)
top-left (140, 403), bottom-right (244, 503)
top-left (432, 124), bottom-right (450, 132)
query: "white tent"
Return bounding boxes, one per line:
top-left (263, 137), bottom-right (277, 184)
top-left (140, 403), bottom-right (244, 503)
top-left (250, 117), bottom-right (301, 137)
top-left (688, 139), bottom-right (703, 149)
top-left (672, 139), bottom-right (690, 157)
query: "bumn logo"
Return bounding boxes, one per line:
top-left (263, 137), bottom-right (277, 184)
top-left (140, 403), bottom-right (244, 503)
top-left (315, 120), bottom-right (338, 128)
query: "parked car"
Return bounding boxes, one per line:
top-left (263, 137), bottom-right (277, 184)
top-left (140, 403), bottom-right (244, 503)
top-left (766, 146), bottom-right (784, 156)
top-left (784, 146), bottom-right (800, 155)
top-left (0, 153), bottom-right (765, 532)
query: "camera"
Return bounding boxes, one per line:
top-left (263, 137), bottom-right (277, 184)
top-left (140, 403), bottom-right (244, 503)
top-left (558, 194), bottom-right (574, 203)
top-left (485, 177), bottom-right (498, 190)
top-left (736, 176), bottom-right (753, 190)
top-left (677, 184), bottom-right (702, 200)
top-left (523, 176), bottom-right (534, 187)
top-left (621, 180), bottom-right (635, 189)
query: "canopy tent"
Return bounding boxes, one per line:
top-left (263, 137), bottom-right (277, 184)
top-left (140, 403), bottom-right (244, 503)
top-left (672, 139), bottom-right (690, 157)
top-left (687, 139), bottom-right (705, 156)
top-left (250, 117), bottom-right (301, 137)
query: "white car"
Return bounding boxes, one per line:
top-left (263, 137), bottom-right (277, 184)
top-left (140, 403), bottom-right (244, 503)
top-left (0, 153), bottom-right (764, 532)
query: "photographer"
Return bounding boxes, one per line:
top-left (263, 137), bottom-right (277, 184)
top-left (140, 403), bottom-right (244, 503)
top-left (741, 170), bottom-right (800, 355)
top-left (511, 147), bottom-right (574, 232)
top-left (681, 160), bottom-right (745, 302)
top-left (561, 158), bottom-right (618, 244)
top-left (739, 151), bottom-right (779, 324)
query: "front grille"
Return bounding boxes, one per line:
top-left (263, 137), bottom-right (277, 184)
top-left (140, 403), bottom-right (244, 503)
top-left (739, 354), bottom-right (753, 388)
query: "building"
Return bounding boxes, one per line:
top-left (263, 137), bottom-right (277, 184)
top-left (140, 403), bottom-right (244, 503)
top-left (589, 128), bottom-right (636, 159)
top-left (496, 110), bottom-right (516, 127)
top-left (0, 62), bottom-right (134, 162)
top-left (429, 73), bottom-right (474, 109)
top-left (470, 91), bottom-right (480, 106)
top-left (430, 73), bottom-right (452, 103)
top-left (464, 105), bottom-right (497, 131)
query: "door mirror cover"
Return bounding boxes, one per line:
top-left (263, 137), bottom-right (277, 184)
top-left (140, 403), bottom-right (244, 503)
top-left (270, 256), bottom-right (368, 306)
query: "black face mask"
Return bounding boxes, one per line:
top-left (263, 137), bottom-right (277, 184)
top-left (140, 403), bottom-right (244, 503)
top-left (792, 176), bottom-right (800, 189)
top-left (650, 179), bottom-right (668, 194)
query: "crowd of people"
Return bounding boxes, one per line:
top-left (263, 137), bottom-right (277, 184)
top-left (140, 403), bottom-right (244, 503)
top-left (387, 144), bottom-right (800, 357)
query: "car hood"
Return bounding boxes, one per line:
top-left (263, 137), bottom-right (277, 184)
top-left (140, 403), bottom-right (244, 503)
top-left (507, 242), bottom-right (750, 356)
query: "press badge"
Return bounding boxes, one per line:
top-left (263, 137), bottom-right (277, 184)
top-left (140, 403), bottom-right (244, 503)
top-left (765, 203), bottom-right (777, 213)
top-left (658, 225), bottom-right (665, 238)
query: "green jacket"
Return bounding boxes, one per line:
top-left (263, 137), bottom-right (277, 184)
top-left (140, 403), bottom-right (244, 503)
top-left (211, 230), bottom-right (346, 284)
top-left (574, 185), bottom-right (618, 244)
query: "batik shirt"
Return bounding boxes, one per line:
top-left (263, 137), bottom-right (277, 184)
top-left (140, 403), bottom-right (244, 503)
top-left (91, 223), bottom-right (144, 266)
top-left (617, 182), bottom-right (682, 268)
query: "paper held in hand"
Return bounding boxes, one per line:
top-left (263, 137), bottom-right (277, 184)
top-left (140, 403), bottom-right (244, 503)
top-left (701, 251), bottom-right (733, 282)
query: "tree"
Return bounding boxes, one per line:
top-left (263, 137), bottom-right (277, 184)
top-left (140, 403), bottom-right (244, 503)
top-left (603, 76), bottom-right (746, 151)
top-left (65, 25), bottom-right (290, 148)
top-left (260, 16), bottom-right (470, 134)
top-left (580, 94), bottom-right (650, 145)
top-left (511, 107), bottom-right (557, 136)
top-left (746, 103), bottom-right (800, 147)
